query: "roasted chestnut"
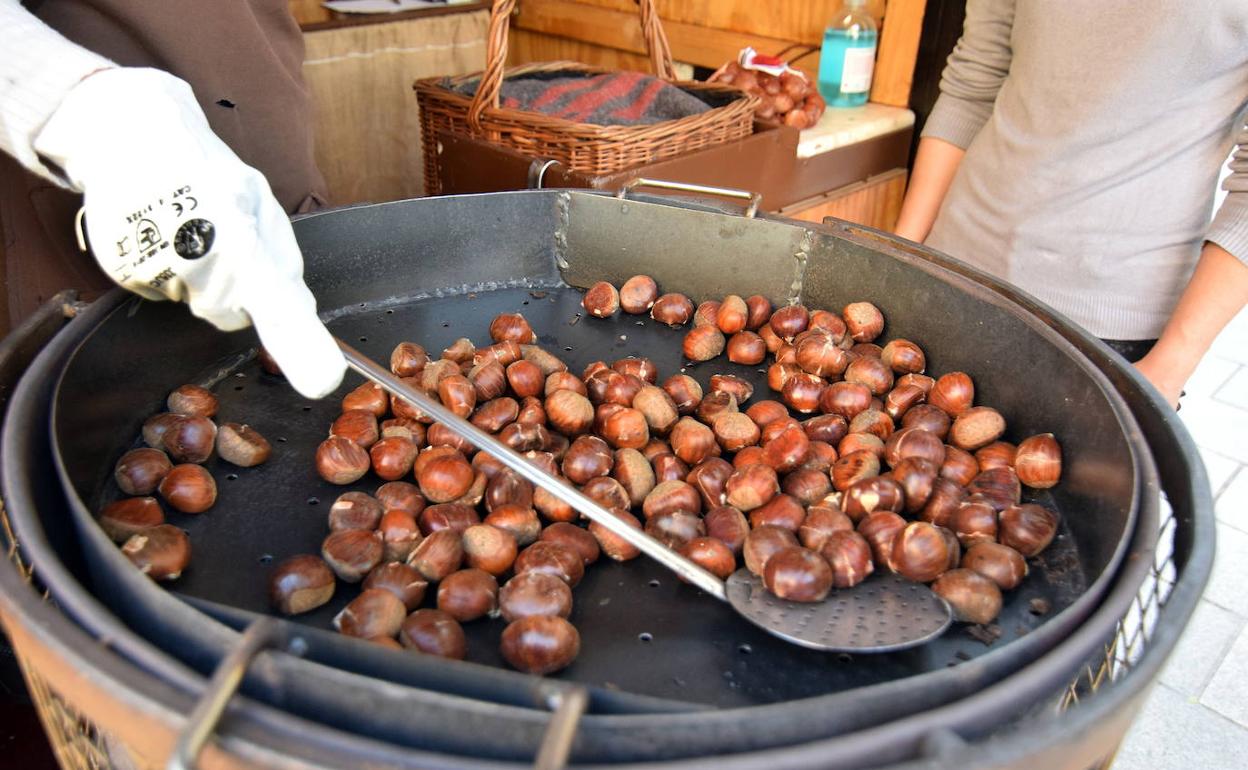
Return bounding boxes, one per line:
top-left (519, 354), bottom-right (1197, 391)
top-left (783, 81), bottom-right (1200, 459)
top-left (613, 447), bottom-right (657, 506)
top-left (329, 491), bottom-right (384, 531)
top-left (521, 344), bottom-right (567, 377)
top-left (542, 389), bottom-right (593, 436)
top-left (599, 406), bottom-right (650, 449)
top-left (271, 554), bottom-right (336, 614)
top-left (562, 435), bottom-right (614, 484)
top-left (669, 417), bottom-right (716, 465)
top-left (167, 384), bottom-right (217, 418)
top-left (745, 294), bottom-right (772, 329)
top-left (749, 493), bottom-right (805, 532)
top-left (795, 333), bottom-right (850, 378)
top-left (940, 444), bottom-right (980, 487)
top-left (725, 463), bottom-right (779, 512)
top-left (505, 360), bottom-right (544, 400)
top-left (962, 542), bottom-right (1028, 590)
top-left (490, 312), bottom-right (536, 344)
top-left (696, 391), bottom-right (738, 424)
top-left (929, 372), bottom-right (975, 417)
top-left (418, 502), bottom-right (481, 536)
top-left (782, 372), bottom-right (825, 414)
top-left (367, 436), bottom-right (416, 481)
top-left (683, 325), bottom-right (725, 361)
top-left (121, 524), bottom-right (191, 581)
top-left (919, 477), bottom-right (966, 528)
top-left (743, 525), bottom-right (799, 576)
top-left (764, 546), bottom-right (833, 602)
top-left (588, 508), bottom-right (644, 561)
top-left (902, 403), bottom-right (951, 438)
top-left (114, 447), bottom-right (173, 495)
top-left (436, 568), bottom-right (499, 622)
top-left (98, 497), bottom-right (164, 542)
top-left (484, 504), bottom-right (542, 547)
top-left (727, 331), bottom-right (768, 364)
top-left (761, 422), bottom-right (810, 473)
top-left (1015, 433), bottom-right (1062, 488)
top-left (883, 427), bottom-right (945, 468)
top-left (335, 588), bottom-right (406, 639)
top-left (952, 499), bottom-right (998, 547)
top-left (441, 337), bottom-right (478, 364)
top-left (583, 281), bottom-right (620, 317)
top-left (500, 616), bottom-right (580, 674)
top-left (499, 571), bottom-right (573, 622)
top-left (162, 415), bottom-right (216, 464)
top-left (651, 293), bottom-right (695, 326)
top-left (769, 304), bottom-right (809, 340)
top-left (631, 385), bottom-right (679, 435)
top-left (642, 479), bottom-right (701, 519)
top-left (819, 382), bottom-right (872, 419)
top-left (645, 510), bottom-right (705, 549)
top-left (391, 342), bottom-right (430, 377)
top-left (703, 505), bottom-right (750, 554)
top-left (798, 506), bottom-right (853, 551)
top-left (975, 441), bottom-right (1017, 472)
top-left (540, 522), bottom-right (600, 565)
top-left (848, 408), bottom-right (894, 439)
top-left (844, 356), bottom-right (894, 396)
top-left (891, 456), bottom-right (940, 513)
top-left (857, 510), bottom-right (906, 569)
top-left (316, 436), bottom-right (370, 485)
top-left (819, 530), bottom-right (875, 588)
top-left (999, 503), bottom-right (1059, 557)
top-left (142, 413), bottom-right (181, 449)
top-left (716, 294), bottom-right (749, 334)
top-left (832, 449), bottom-right (881, 492)
top-left (469, 360), bottom-right (508, 401)
top-left (890, 522), bottom-right (950, 583)
top-left (932, 569), bottom-right (1003, 624)
top-left (841, 475), bottom-right (905, 520)
top-left (883, 383), bottom-right (926, 422)
top-left (949, 406), bottom-right (1006, 451)
top-left (839, 431), bottom-right (885, 459)
top-left (967, 467), bottom-right (1022, 511)
top-left (514, 541), bottom-right (584, 587)
top-left (661, 374), bottom-right (703, 415)
top-left (880, 339), bottom-right (926, 374)
top-left (406, 528), bottom-right (464, 582)
top-left (364, 561), bottom-right (428, 610)
top-left (400, 608), bottom-right (466, 659)
top-left (322, 529), bottom-right (383, 582)
top-left (417, 452), bottom-right (475, 503)
top-left (782, 468), bottom-right (832, 506)
top-left (694, 299), bottom-right (721, 327)
top-left (619, 275), bottom-right (659, 314)
top-left (215, 423), bottom-right (271, 467)
top-left (157, 463), bottom-right (217, 513)
top-left (712, 412), bottom-right (760, 451)
top-left (460, 523), bottom-right (518, 576)
top-left (842, 302), bottom-right (884, 342)
top-left (342, 381), bottom-right (389, 417)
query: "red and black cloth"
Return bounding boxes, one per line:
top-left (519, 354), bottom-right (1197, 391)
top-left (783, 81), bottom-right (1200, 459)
top-left (453, 71), bottom-right (711, 126)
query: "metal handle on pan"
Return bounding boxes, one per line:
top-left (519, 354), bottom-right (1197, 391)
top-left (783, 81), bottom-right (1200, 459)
top-left (336, 339), bottom-right (729, 600)
top-left (616, 178), bottom-right (763, 218)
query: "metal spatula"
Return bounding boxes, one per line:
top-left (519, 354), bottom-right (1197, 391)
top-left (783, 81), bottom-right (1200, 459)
top-left (336, 340), bottom-right (951, 653)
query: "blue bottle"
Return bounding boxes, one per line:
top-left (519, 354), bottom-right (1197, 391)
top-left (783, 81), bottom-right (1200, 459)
top-left (818, 0), bottom-right (878, 108)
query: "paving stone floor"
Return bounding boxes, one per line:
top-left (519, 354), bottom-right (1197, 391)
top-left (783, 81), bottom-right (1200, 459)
top-left (1114, 306), bottom-right (1248, 769)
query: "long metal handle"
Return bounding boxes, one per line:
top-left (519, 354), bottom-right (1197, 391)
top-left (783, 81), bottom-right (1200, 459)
top-left (336, 339), bottom-right (729, 600)
top-left (615, 177), bottom-right (762, 218)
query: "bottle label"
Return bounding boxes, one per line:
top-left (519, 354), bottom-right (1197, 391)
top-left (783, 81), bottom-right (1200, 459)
top-left (840, 46), bottom-right (876, 94)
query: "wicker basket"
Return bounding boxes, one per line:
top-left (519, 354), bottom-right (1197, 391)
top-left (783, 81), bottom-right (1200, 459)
top-left (415, 0), bottom-right (759, 195)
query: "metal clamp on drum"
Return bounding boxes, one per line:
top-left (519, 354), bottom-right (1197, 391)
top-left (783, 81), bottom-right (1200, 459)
top-left (616, 177), bottom-right (763, 218)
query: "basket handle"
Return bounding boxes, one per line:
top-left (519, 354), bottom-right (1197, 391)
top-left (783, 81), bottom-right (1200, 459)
top-left (468, 0), bottom-right (677, 132)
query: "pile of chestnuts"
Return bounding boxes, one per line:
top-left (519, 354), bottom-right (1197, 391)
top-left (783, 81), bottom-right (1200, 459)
top-left (709, 61), bottom-right (826, 129)
top-left (576, 278), bottom-right (1064, 625)
top-left (99, 383), bottom-right (272, 581)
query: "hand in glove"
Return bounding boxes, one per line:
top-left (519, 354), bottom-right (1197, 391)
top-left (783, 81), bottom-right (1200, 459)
top-left (34, 67), bottom-right (346, 399)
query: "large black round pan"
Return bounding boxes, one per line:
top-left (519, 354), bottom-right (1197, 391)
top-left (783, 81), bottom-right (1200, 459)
top-left (23, 191), bottom-right (1145, 762)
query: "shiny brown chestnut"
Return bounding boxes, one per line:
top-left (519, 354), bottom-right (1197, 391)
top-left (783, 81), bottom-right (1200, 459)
top-left (611, 357), bottom-right (657, 384)
top-left (745, 294), bottom-right (772, 329)
top-left (842, 302), bottom-right (884, 342)
top-left (704, 506), bottom-right (750, 554)
top-left (727, 331), bottom-right (768, 364)
top-left (761, 422), bottom-right (810, 473)
top-left (844, 356), bottom-right (894, 396)
top-left (669, 417), bottom-right (717, 465)
top-left (417, 452), bottom-right (475, 503)
top-left (329, 491), bottom-right (384, 531)
top-left (932, 569), bottom-right (1003, 624)
top-left (98, 497), bottom-right (164, 542)
top-left (764, 546), bottom-right (833, 602)
top-left (732, 446), bottom-right (766, 469)
top-left (819, 530), bottom-right (875, 588)
top-left (581, 476), bottom-right (631, 511)
top-left (712, 412), bottom-right (760, 451)
top-left (379, 509), bottom-right (423, 562)
top-left (746, 400), bottom-right (789, 429)
top-left (505, 360), bottom-right (544, 399)
top-left (514, 397), bottom-right (548, 427)
top-left (316, 436), bottom-right (370, 486)
top-left (939, 445), bottom-right (978, 487)
top-left (473, 340), bottom-right (522, 368)
top-left (363, 561), bottom-right (428, 610)
top-left (769, 304), bottom-right (810, 340)
top-left (929, 372), bottom-right (975, 417)
top-left (838, 432), bottom-right (885, 459)
top-left (520, 344), bottom-right (567, 377)
top-left (216, 423), bottom-right (271, 467)
top-left (441, 337), bottom-right (476, 364)
top-left (841, 475), bottom-right (904, 520)
top-left (167, 384), bottom-right (218, 418)
top-left (975, 441), bottom-right (1017, 472)
top-left (795, 333), bottom-right (850, 378)
top-left (418, 503), bottom-right (481, 536)
top-left (632, 385), bottom-right (679, 435)
top-left (883, 383), bottom-right (927, 422)
top-left (800, 440), bottom-right (839, 472)
top-left (819, 381), bottom-right (873, 419)
top-left (157, 464), bottom-right (217, 513)
top-left (650, 293), bottom-right (694, 326)
top-left (831, 449), bottom-right (881, 492)
top-left (391, 342), bottom-right (430, 377)
top-left (679, 537), bottom-right (737, 580)
top-left (142, 412), bottom-right (181, 449)
top-left (919, 477), bottom-right (966, 529)
top-left (542, 389), bottom-right (592, 436)
top-left (335, 588), bottom-right (406, 639)
top-left (545, 371), bottom-right (587, 397)
top-left (484, 468), bottom-right (534, 513)
top-left (766, 362), bottom-right (799, 393)
top-left (782, 468), bottom-right (832, 506)
top-left (471, 397), bottom-right (520, 433)
top-left (469, 360), bottom-right (508, 401)
top-left (949, 406), bottom-right (1007, 451)
top-left (500, 616), bottom-right (580, 674)
top-left (749, 493), bottom-right (806, 532)
top-left (642, 479), bottom-right (702, 519)
top-left (962, 541), bottom-right (1028, 590)
top-left (797, 506), bottom-right (853, 551)
top-left (271, 555), bottom-right (336, 614)
top-left (499, 571), bottom-right (573, 622)
top-left (489, 312), bottom-right (536, 344)
top-left (342, 381), bottom-right (389, 417)
top-left (121, 525), bottom-right (191, 581)
top-left (696, 391), bottom-right (738, 424)
top-left (406, 528), bottom-right (464, 582)
top-left (162, 415), bottom-right (217, 464)
top-left (619, 275), bottom-right (659, 314)
top-left (999, 503), bottom-right (1060, 557)
top-left (562, 435), bottom-right (614, 484)
top-left (400, 608), bottom-right (466, 659)
top-left (613, 447), bottom-right (656, 506)
top-left (782, 372), bottom-right (825, 414)
top-left (114, 448), bottom-right (173, 495)
top-left (743, 525), bottom-right (799, 576)
top-left (759, 323), bottom-right (784, 353)
top-left (890, 522), bottom-right (950, 583)
top-left (540, 522), bottom-right (600, 565)
top-left (880, 339), bottom-right (926, 374)
top-left (967, 466), bottom-right (1022, 511)
top-left (902, 403), bottom-right (952, 439)
top-left (426, 422), bottom-right (475, 453)
top-left (883, 427), bottom-right (945, 468)
top-left (331, 410), bottom-right (380, 449)
top-left (436, 568), bottom-right (499, 622)
top-left (459, 524), bottom-right (517, 576)
top-left (662, 374), bottom-right (703, 415)
top-left (725, 463), bottom-right (780, 512)
top-left (645, 510), bottom-right (706, 549)
top-left (514, 541), bottom-right (585, 587)
top-left (710, 375), bottom-right (754, 405)
top-left (583, 281), bottom-right (620, 317)
top-left (851, 342), bottom-right (884, 359)
top-left (1015, 433), bottom-right (1062, 488)
top-left (588, 508), bottom-right (644, 561)
top-left (370, 436), bottom-right (418, 481)
top-left (848, 408), bottom-right (894, 439)
top-left (599, 406), bottom-right (650, 449)
top-left (716, 294), bottom-right (749, 334)
top-left (685, 458), bottom-right (731, 510)
top-left (322, 529), bottom-right (384, 583)
top-left (952, 499), bottom-right (998, 547)
top-left (483, 504), bottom-right (542, 547)
top-left (857, 510), bottom-right (906, 569)
top-left (891, 456), bottom-right (940, 513)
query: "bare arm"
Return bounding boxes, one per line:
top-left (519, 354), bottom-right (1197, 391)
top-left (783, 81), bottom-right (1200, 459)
top-left (894, 137), bottom-right (966, 242)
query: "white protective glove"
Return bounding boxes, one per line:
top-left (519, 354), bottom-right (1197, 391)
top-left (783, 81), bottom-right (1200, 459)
top-left (33, 67), bottom-right (346, 399)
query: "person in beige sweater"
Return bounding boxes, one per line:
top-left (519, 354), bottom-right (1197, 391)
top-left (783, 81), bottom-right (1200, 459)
top-left (896, 0), bottom-right (1248, 406)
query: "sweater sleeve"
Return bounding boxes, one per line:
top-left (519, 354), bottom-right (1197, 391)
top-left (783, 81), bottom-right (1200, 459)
top-left (0, 0), bottom-right (116, 186)
top-left (921, 0), bottom-right (1016, 150)
top-left (1208, 110), bottom-right (1248, 267)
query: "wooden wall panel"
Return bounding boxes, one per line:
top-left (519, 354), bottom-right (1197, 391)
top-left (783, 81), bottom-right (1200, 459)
top-left (565, 0), bottom-right (886, 44)
top-left (871, 0), bottom-right (927, 106)
top-left (509, 29), bottom-right (669, 73)
top-left (780, 169), bottom-right (908, 231)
